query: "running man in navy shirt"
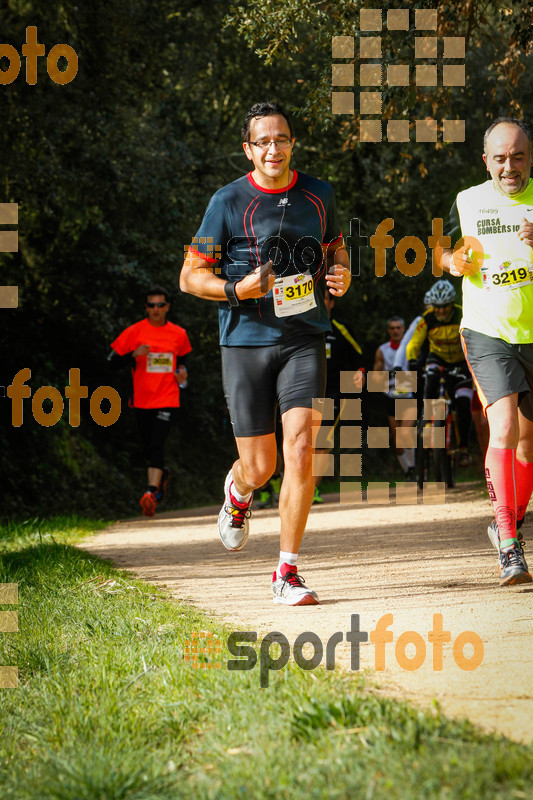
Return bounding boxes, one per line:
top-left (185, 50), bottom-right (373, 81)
top-left (180, 101), bottom-right (351, 604)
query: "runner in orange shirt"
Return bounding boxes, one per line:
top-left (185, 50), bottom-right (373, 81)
top-left (109, 285), bottom-right (192, 515)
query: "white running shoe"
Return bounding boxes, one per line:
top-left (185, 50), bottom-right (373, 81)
top-left (271, 563), bottom-right (319, 606)
top-left (218, 470), bottom-right (252, 551)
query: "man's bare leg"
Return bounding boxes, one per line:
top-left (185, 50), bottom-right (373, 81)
top-left (221, 411), bottom-right (321, 602)
top-left (486, 393), bottom-right (519, 449)
top-left (264, 405), bottom-right (321, 605)
top-left (278, 406), bottom-right (319, 553)
top-left (232, 433), bottom-right (278, 495)
top-left (148, 467), bottom-right (163, 489)
top-left (217, 432), bottom-right (277, 552)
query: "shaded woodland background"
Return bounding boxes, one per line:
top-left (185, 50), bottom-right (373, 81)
top-left (1, 0), bottom-right (532, 517)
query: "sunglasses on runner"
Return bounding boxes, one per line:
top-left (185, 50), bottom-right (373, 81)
top-left (146, 301), bottom-right (168, 308)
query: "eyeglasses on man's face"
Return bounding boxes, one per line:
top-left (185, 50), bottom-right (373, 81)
top-left (247, 137), bottom-right (294, 150)
top-left (146, 301), bottom-right (168, 308)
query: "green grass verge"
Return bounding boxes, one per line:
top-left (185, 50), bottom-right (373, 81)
top-left (0, 518), bottom-right (531, 799)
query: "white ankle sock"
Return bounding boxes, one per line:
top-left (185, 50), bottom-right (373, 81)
top-left (230, 478), bottom-right (252, 504)
top-left (278, 551), bottom-right (298, 572)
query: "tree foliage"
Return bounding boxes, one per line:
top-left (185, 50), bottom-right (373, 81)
top-left (0, 0), bottom-right (531, 516)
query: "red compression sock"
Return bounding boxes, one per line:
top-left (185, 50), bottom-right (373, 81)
top-left (515, 457), bottom-right (533, 523)
top-left (485, 447), bottom-right (517, 547)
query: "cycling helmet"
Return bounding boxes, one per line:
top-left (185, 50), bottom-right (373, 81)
top-left (427, 280), bottom-right (456, 306)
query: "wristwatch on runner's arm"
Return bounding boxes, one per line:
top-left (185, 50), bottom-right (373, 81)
top-left (224, 280), bottom-right (240, 307)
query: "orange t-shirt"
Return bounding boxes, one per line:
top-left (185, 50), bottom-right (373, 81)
top-left (111, 318), bottom-right (192, 409)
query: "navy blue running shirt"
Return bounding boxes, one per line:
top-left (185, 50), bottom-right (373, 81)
top-left (189, 171), bottom-right (343, 345)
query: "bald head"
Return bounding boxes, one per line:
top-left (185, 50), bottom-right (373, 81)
top-left (483, 117), bottom-right (531, 154)
top-left (482, 120), bottom-right (532, 197)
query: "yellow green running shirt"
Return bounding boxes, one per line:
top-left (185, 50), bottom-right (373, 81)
top-left (445, 178), bottom-right (533, 343)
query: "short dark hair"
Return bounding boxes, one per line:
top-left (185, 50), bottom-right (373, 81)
top-left (483, 117), bottom-right (532, 153)
top-left (241, 101), bottom-right (294, 142)
top-left (145, 285), bottom-right (170, 303)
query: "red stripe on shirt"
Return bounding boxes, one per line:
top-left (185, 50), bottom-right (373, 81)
top-left (243, 196), bottom-right (261, 268)
top-left (188, 248), bottom-right (218, 264)
top-left (302, 193), bottom-right (325, 239)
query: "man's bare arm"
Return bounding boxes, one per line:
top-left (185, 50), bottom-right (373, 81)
top-left (438, 246), bottom-right (480, 277)
top-left (518, 217), bottom-right (533, 248)
top-left (179, 251), bottom-right (275, 301)
top-left (324, 243), bottom-right (351, 297)
top-left (438, 216), bottom-right (533, 277)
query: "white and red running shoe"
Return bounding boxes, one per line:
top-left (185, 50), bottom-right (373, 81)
top-left (218, 470), bottom-right (252, 551)
top-left (271, 563), bottom-right (319, 606)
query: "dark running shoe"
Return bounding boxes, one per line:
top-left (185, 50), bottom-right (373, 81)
top-left (498, 545), bottom-right (532, 586)
top-left (487, 518), bottom-right (524, 551)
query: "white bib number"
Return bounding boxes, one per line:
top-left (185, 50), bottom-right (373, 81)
top-left (482, 259), bottom-right (533, 292)
top-left (147, 352), bottom-right (173, 372)
top-left (273, 272), bottom-right (316, 318)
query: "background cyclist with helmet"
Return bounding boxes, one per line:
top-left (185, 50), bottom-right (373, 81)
top-left (393, 289), bottom-right (433, 373)
top-left (406, 280), bottom-right (473, 463)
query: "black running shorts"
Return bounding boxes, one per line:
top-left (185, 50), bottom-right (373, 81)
top-left (221, 334), bottom-right (327, 437)
top-left (135, 407), bottom-right (176, 469)
top-left (461, 328), bottom-right (533, 420)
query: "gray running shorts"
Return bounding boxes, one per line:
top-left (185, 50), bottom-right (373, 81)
top-left (221, 334), bottom-right (326, 437)
top-left (461, 328), bottom-right (533, 420)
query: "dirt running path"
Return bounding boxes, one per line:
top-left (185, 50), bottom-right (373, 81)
top-left (81, 485), bottom-right (533, 744)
